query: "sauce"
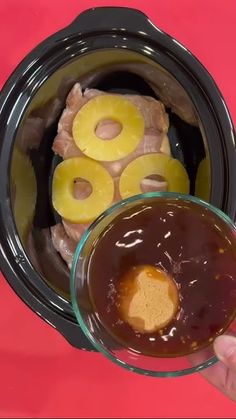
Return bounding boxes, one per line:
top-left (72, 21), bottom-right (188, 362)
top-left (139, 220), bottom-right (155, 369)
top-left (87, 198), bottom-right (236, 357)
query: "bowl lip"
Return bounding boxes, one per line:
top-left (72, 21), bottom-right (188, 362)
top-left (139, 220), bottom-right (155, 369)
top-left (70, 191), bottom-right (236, 376)
top-left (0, 6), bottom-right (235, 348)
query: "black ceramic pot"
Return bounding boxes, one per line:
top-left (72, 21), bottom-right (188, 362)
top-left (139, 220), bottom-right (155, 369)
top-left (0, 7), bottom-right (235, 350)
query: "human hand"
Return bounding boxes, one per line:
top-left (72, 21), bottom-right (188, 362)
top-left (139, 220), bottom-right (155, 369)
top-left (200, 335), bottom-right (236, 401)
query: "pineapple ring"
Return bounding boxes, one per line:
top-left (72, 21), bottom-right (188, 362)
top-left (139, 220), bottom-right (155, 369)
top-left (52, 157), bottom-right (114, 223)
top-left (119, 153), bottom-right (190, 199)
top-left (195, 157), bottom-right (211, 202)
top-left (11, 148), bottom-right (37, 243)
top-left (72, 95), bottom-right (145, 161)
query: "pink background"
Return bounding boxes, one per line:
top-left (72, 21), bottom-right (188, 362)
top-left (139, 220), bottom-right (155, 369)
top-left (0, 0), bottom-right (236, 417)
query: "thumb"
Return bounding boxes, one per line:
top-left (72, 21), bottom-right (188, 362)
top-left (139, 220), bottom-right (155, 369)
top-left (214, 335), bottom-right (236, 372)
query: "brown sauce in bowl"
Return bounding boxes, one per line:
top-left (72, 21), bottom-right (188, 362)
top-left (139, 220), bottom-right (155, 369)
top-left (87, 198), bottom-right (236, 357)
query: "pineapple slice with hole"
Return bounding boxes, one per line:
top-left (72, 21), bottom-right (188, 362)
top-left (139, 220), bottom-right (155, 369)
top-left (52, 157), bottom-right (114, 223)
top-left (11, 148), bottom-right (37, 243)
top-left (119, 153), bottom-right (189, 199)
top-left (195, 157), bottom-right (211, 202)
top-left (72, 95), bottom-right (145, 161)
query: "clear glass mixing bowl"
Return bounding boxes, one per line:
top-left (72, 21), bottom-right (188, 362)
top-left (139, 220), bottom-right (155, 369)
top-left (70, 192), bottom-right (236, 377)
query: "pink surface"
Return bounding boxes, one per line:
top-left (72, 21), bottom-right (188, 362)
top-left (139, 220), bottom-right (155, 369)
top-left (0, 0), bottom-right (236, 417)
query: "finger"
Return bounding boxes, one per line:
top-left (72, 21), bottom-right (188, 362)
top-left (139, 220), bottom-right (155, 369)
top-left (214, 335), bottom-right (236, 373)
top-left (201, 361), bottom-right (236, 402)
top-left (189, 340), bottom-right (236, 401)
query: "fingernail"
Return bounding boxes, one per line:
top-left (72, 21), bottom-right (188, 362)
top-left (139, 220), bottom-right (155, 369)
top-left (214, 335), bottom-right (236, 362)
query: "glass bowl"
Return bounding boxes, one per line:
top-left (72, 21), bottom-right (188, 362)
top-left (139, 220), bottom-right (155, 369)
top-left (70, 192), bottom-right (236, 377)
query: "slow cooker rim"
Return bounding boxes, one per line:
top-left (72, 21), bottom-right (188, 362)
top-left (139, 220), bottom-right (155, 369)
top-left (0, 233), bottom-right (95, 349)
top-left (0, 6), bottom-right (235, 347)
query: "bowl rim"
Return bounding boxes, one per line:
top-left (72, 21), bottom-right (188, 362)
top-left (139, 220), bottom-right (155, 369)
top-left (70, 191), bottom-right (236, 377)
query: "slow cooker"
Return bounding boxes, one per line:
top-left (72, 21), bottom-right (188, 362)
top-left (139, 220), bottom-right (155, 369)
top-left (0, 7), bottom-right (235, 351)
